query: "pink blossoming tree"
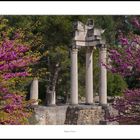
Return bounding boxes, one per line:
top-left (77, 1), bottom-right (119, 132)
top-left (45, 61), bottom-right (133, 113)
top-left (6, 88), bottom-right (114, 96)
top-left (106, 17), bottom-right (140, 124)
top-left (0, 19), bottom-right (39, 125)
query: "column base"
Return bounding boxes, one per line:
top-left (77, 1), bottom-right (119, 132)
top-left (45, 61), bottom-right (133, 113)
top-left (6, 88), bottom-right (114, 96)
top-left (70, 104), bottom-right (79, 106)
top-left (99, 103), bottom-right (109, 108)
top-left (85, 103), bottom-right (94, 105)
top-left (31, 104), bottom-right (38, 108)
top-left (46, 104), bottom-right (56, 107)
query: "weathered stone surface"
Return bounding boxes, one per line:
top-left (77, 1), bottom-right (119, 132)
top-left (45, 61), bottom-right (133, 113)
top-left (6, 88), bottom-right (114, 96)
top-left (64, 105), bottom-right (104, 125)
top-left (31, 105), bottom-right (68, 125)
top-left (29, 106), bottom-right (46, 125)
top-left (100, 120), bottom-right (119, 125)
top-left (101, 104), bottom-right (119, 125)
top-left (30, 104), bottom-right (119, 125)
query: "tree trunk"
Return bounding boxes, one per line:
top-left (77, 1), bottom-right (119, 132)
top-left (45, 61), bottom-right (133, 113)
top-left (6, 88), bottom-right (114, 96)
top-left (46, 63), bottom-right (60, 106)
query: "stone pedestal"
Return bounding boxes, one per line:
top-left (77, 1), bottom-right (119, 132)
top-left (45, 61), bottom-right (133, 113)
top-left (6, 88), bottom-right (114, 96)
top-left (31, 105), bottom-right (105, 125)
top-left (70, 48), bottom-right (78, 105)
top-left (65, 105), bottom-right (104, 125)
top-left (99, 46), bottom-right (107, 105)
top-left (30, 78), bottom-right (39, 105)
top-left (85, 47), bottom-right (93, 104)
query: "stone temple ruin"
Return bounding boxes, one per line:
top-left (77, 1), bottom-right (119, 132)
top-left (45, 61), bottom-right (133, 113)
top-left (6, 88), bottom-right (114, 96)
top-left (29, 19), bottom-right (118, 125)
top-left (70, 19), bottom-right (107, 106)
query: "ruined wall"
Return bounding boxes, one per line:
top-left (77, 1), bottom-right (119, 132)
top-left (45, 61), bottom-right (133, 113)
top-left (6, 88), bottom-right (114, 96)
top-left (30, 105), bottom-right (114, 125)
top-left (30, 105), bottom-right (68, 125)
top-left (65, 105), bottom-right (104, 125)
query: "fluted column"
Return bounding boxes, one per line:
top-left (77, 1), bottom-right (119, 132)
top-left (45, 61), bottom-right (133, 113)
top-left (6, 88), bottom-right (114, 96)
top-left (70, 48), bottom-right (78, 105)
top-left (99, 46), bottom-right (107, 105)
top-left (85, 47), bottom-right (93, 104)
top-left (30, 78), bottom-right (39, 105)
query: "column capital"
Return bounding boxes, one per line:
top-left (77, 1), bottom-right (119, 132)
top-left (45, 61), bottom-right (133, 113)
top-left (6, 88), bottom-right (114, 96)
top-left (86, 47), bottom-right (94, 60)
top-left (71, 47), bottom-right (78, 53)
top-left (96, 39), bottom-right (106, 49)
top-left (71, 41), bottom-right (78, 50)
top-left (33, 77), bottom-right (38, 80)
top-left (99, 44), bottom-right (107, 52)
top-left (86, 46), bottom-right (94, 51)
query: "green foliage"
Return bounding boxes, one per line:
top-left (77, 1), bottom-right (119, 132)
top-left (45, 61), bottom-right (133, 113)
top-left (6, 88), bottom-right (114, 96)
top-left (107, 72), bottom-right (127, 96)
top-left (3, 15), bottom-right (133, 103)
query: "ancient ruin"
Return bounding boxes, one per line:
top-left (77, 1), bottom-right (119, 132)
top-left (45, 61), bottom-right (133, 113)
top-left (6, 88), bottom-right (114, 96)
top-left (29, 19), bottom-right (113, 125)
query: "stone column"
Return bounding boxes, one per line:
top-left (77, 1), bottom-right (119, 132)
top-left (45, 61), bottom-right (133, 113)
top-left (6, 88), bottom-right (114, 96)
top-left (85, 47), bottom-right (93, 104)
top-left (46, 91), bottom-right (56, 106)
top-left (70, 48), bottom-right (78, 105)
top-left (30, 78), bottom-right (39, 105)
top-left (99, 46), bottom-right (107, 105)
